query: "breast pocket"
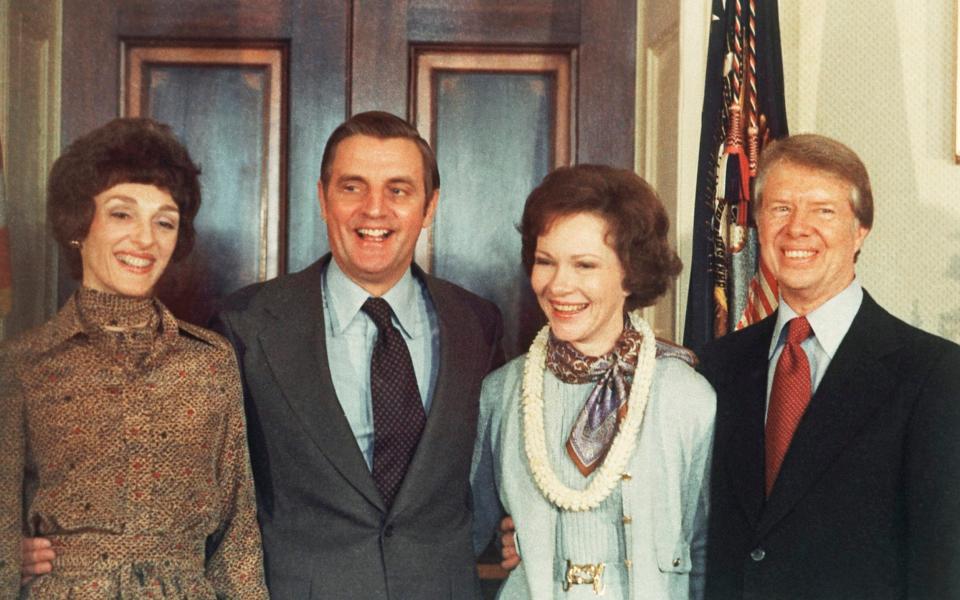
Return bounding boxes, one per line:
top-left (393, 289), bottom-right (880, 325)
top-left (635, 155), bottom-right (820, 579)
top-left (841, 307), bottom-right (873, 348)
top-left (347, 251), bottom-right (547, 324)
top-left (656, 537), bottom-right (692, 574)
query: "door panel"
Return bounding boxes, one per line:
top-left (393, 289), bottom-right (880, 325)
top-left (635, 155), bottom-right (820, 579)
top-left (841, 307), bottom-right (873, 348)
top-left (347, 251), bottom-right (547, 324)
top-left (415, 50), bottom-right (573, 357)
top-left (353, 0), bottom-right (634, 165)
top-left (125, 44), bottom-right (286, 324)
top-left (577, 3), bottom-right (637, 165)
top-left (432, 70), bottom-right (552, 357)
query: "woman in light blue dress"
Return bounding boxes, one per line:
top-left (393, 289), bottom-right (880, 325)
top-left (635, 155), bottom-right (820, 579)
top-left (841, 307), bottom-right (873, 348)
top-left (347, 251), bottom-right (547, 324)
top-left (472, 165), bottom-right (715, 599)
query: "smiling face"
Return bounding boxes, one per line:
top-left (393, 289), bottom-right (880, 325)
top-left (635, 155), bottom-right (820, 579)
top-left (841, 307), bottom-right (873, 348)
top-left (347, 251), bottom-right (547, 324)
top-left (757, 161), bottom-right (870, 315)
top-left (80, 182), bottom-right (180, 297)
top-left (530, 212), bottom-right (629, 357)
top-left (319, 134), bottom-right (438, 296)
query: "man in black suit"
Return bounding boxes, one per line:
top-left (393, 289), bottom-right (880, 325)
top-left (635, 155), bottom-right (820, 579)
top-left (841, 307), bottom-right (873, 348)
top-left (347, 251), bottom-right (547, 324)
top-left (700, 134), bottom-right (960, 599)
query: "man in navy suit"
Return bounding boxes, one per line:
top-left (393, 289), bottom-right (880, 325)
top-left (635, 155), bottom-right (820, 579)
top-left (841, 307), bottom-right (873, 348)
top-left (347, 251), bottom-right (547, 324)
top-left (700, 134), bottom-right (960, 599)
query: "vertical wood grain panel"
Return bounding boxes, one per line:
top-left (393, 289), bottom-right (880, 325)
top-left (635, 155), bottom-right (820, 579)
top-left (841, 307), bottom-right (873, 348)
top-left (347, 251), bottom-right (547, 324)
top-left (286, 0), bottom-right (349, 271)
top-left (58, 0), bottom-right (349, 301)
top-left (578, 0), bottom-right (636, 166)
top-left (352, 0), bottom-right (409, 117)
top-left (3, 0), bottom-right (60, 337)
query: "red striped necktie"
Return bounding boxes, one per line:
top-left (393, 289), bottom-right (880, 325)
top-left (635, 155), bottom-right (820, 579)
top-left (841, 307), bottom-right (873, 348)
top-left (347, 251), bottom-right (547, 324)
top-left (765, 316), bottom-right (813, 497)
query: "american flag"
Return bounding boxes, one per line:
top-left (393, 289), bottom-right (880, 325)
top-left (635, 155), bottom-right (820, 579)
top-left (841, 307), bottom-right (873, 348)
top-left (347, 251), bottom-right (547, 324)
top-left (683, 0), bottom-right (788, 351)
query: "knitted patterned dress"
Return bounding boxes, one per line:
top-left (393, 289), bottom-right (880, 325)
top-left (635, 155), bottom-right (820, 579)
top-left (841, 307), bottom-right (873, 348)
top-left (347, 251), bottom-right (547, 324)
top-left (0, 288), bottom-right (268, 599)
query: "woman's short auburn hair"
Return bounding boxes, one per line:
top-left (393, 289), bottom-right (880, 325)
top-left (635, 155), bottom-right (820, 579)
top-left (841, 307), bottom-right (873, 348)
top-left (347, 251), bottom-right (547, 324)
top-left (520, 164), bottom-right (682, 310)
top-left (47, 117), bottom-right (202, 279)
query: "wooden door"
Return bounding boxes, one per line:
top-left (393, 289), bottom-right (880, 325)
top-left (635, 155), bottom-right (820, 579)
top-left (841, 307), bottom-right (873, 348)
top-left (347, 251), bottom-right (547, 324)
top-left (59, 0), bottom-right (636, 354)
top-left (60, 0), bottom-right (349, 323)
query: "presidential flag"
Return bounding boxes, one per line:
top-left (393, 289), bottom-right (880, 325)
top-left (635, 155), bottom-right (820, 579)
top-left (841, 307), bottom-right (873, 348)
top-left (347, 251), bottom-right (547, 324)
top-left (683, 0), bottom-right (788, 352)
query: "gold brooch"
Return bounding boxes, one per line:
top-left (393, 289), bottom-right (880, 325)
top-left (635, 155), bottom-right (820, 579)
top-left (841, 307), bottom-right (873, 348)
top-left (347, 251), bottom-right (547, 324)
top-left (563, 560), bottom-right (605, 595)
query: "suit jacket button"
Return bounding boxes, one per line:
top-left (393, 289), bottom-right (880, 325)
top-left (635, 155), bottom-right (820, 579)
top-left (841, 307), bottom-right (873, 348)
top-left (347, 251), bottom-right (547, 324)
top-left (384, 524), bottom-right (394, 537)
top-left (750, 548), bottom-right (766, 562)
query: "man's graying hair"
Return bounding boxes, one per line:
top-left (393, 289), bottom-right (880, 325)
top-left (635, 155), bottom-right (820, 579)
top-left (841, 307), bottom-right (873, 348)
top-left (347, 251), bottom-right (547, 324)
top-left (754, 133), bottom-right (874, 230)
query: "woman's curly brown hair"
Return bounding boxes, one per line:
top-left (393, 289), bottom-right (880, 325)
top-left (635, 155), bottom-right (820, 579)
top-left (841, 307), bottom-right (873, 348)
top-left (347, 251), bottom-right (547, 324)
top-left (520, 164), bottom-right (682, 310)
top-left (47, 117), bottom-right (202, 279)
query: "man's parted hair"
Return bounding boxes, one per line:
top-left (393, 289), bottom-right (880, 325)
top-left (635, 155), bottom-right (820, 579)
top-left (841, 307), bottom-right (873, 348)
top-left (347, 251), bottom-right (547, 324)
top-left (319, 111), bottom-right (440, 202)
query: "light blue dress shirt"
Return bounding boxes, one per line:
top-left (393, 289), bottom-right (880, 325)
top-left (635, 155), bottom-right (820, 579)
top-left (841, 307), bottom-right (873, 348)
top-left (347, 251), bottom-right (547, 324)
top-left (765, 278), bottom-right (864, 418)
top-left (322, 259), bottom-right (440, 469)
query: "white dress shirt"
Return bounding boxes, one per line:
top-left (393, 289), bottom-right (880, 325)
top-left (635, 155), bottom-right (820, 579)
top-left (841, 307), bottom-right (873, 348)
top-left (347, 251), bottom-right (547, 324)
top-left (765, 278), bottom-right (864, 418)
top-left (322, 259), bottom-right (439, 469)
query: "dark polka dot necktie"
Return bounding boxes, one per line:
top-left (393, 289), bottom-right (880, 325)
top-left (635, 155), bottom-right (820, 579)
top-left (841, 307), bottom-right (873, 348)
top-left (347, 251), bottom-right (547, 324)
top-left (765, 316), bottom-right (813, 497)
top-left (362, 297), bottom-right (426, 508)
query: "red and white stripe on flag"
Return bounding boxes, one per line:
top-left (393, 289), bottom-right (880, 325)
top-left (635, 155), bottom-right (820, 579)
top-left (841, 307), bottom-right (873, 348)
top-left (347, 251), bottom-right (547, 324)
top-left (735, 258), bottom-right (778, 330)
top-left (0, 137), bottom-right (12, 317)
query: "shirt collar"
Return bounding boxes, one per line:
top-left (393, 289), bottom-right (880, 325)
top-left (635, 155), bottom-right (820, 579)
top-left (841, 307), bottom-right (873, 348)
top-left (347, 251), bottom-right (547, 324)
top-left (768, 277), bottom-right (863, 360)
top-left (27, 290), bottom-right (186, 354)
top-left (41, 294), bottom-right (87, 348)
top-left (324, 259), bottom-right (422, 339)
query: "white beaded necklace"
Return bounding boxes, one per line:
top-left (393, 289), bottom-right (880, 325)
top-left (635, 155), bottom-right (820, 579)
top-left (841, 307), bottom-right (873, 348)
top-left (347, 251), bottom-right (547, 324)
top-left (521, 310), bottom-right (656, 512)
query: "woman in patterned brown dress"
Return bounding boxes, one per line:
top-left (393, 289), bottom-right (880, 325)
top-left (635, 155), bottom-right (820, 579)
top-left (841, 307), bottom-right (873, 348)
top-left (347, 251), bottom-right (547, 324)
top-left (0, 118), bottom-right (268, 598)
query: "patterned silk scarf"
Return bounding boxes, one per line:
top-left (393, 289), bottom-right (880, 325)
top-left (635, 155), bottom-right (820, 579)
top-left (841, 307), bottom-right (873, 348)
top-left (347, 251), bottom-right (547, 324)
top-left (546, 320), bottom-right (643, 476)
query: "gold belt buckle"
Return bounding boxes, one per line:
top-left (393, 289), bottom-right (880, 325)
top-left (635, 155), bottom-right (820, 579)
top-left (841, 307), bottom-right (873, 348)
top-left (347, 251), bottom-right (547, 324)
top-left (562, 559), bottom-right (605, 595)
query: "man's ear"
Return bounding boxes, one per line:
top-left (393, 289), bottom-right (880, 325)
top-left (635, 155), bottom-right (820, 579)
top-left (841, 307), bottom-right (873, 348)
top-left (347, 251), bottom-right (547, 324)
top-left (853, 224), bottom-right (870, 254)
top-left (317, 180), bottom-right (327, 221)
top-left (422, 189), bottom-right (439, 228)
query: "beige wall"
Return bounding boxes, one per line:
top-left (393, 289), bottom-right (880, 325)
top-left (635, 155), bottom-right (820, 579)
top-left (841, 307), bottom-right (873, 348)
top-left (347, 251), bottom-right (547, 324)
top-left (778, 0), bottom-right (960, 342)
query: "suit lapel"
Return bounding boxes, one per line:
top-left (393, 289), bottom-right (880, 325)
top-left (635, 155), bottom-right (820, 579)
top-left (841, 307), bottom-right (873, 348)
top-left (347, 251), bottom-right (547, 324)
top-left (721, 319), bottom-right (773, 531)
top-left (257, 257), bottom-right (385, 511)
top-left (758, 293), bottom-right (899, 537)
top-left (390, 272), bottom-right (477, 514)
